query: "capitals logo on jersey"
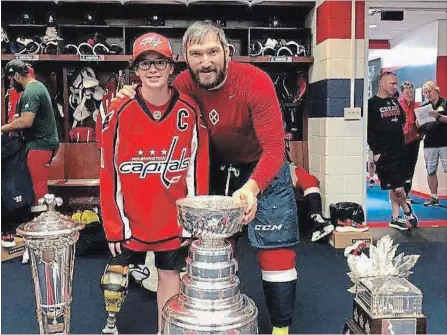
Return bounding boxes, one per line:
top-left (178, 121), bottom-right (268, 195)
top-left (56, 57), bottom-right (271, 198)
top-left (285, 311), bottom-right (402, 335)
top-left (119, 136), bottom-right (190, 188)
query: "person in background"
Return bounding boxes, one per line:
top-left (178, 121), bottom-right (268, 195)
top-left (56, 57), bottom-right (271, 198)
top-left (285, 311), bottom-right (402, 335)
top-left (1, 60), bottom-right (59, 213)
top-left (398, 81), bottom-right (422, 202)
top-left (367, 72), bottom-right (418, 231)
top-left (1, 60), bottom-right (59, 263)
top-left (417, 81), bottom-right (447, 207)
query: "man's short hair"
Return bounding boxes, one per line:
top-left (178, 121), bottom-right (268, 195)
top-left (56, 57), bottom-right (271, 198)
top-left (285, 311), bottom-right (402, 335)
top-left (379, 71), bottom-right (396, 81)
top-left (182, 20), bottom-right (229, 54)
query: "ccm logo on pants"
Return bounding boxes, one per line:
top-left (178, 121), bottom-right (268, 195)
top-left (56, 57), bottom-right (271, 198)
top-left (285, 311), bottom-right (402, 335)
top-left (255, 224), bottom-right (283, 231)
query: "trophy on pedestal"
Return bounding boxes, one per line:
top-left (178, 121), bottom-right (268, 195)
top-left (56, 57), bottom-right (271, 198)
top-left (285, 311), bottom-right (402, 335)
top-left (343, 235), bottom-right (426, 334)
top-left (161, 195), bottom-right (258, 334)
top-left (16, 194), bottom-right (84, 334)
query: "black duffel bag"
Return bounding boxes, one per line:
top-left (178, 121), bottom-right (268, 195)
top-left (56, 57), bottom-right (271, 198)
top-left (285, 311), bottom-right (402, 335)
top-left (329, 202), bottom-right (365, 225)
top-left (1, 134), bottom-right (34, 213)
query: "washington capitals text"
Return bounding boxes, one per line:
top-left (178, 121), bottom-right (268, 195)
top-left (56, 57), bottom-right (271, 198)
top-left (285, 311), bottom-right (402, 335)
top-left (118, 136), bottom-right (190, 188)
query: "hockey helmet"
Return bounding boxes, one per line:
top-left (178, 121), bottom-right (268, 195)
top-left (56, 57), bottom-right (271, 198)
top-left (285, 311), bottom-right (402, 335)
top-left (20, 12), bottom-right (35, 25)
top-left (45, 12), bottom-right (57, 27)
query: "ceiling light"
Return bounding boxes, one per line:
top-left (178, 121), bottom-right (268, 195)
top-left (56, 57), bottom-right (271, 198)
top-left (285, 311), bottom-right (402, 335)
top-left (369, 24), bottom-right (378, 28)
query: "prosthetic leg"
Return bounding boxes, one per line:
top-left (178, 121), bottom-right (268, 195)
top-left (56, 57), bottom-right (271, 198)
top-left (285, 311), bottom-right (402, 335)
top-left (100, 264), bottom-right (129, 334)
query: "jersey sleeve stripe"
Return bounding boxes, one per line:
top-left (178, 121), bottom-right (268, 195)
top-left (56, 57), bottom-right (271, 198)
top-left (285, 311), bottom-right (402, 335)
top-left (178, 98), bottom-right (199, 118)
top-left (113, 108), bottom-right (132, 240)
top-left (185, 121), bottom-right (199, 196)
top-left (194, 119), bottom-right (199, 195)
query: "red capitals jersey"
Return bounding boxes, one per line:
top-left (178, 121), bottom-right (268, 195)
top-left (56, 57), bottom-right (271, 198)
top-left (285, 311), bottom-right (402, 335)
top-left (100, 87), bottom-right (209, 251)
top-left (173, 62), bottom-right (285, 192)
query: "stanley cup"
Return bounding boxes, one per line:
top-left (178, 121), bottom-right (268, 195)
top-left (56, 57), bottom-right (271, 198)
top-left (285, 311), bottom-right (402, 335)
top-left (161, 195), bottom-right (258, 334)
top-left (16, 194), bottom-right (84, 334)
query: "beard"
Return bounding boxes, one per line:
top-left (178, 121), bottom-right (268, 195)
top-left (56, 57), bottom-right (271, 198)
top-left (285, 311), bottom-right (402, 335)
top-left (188, 58), bottom-right (227, 90)
top-left (12, 80), bottom-right (24, 92)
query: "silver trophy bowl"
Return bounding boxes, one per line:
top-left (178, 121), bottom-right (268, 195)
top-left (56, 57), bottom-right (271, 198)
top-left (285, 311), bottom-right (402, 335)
top-left (176, 195), bottom-right (246, 240)
top-left (162, 195), bottom-right (258, 334)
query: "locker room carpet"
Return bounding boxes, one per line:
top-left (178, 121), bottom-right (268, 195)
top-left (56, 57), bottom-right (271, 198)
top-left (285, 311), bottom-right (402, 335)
top-left (366, 183), bottom-right (447, 225)
top-left (2, 233), bottom-right (447, 334)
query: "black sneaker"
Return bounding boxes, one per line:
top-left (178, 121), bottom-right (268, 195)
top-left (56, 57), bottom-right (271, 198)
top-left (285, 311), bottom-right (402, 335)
top-left (368, 179), bottom-right (375, 188)
top-left (404, 202), bottom-right (419, 228)
top-left (310, 214), bottom-right (334, 242)
top-left (389, 216), bottom-right (409, 231)
top-left (406, 196), bottom-right (413, 204)
top-left (424, 197), bottom-right (439, 207)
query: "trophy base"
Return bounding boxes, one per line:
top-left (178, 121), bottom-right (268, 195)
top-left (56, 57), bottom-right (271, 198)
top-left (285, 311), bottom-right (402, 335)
top-left (343, 318), bottom-right (365, 334)
top-left (346, 299), bottom-right (426, 334)
top-left (161, 293), bottom-right (258, 334)
top-left (46, 322), bottom-right (65, 334)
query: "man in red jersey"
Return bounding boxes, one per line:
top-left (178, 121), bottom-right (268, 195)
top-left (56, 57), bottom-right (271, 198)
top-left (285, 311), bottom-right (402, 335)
top-left (99, 32), bottom-right (209, 334)
top-left (118, 21), bottom-right (299, 334)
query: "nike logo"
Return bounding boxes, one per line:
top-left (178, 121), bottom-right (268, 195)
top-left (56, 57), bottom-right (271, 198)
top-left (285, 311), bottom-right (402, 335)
top-left (229, 94), bottom-right (235, 99)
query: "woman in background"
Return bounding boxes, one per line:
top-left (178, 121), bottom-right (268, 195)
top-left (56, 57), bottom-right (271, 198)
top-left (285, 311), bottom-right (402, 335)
top-left (398, 81), bottom-right (421, 202)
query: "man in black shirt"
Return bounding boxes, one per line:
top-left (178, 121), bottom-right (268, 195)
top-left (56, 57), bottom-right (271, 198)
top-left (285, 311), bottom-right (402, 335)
top-left (367, 72), bottom-right (418, 230)
top-left (418, 81), bottom-right (447, 207)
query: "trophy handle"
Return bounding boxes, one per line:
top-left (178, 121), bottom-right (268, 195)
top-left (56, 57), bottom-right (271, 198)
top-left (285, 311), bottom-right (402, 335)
top-left (38, 194), bottom-right (64, 212)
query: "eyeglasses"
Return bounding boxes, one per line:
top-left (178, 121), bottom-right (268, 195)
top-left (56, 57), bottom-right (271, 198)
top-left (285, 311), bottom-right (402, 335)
top-left (137, 59), bottom-right (171, 71)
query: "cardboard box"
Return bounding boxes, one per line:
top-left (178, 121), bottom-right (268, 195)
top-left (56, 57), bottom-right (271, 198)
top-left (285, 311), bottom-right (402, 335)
top-left (329, 230), bottom-right (373, 249)
top-left (1, 237), bottom-right (26, 262)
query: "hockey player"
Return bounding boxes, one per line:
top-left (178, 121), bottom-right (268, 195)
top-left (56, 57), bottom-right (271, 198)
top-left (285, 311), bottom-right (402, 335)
top-left (118, 21), bottom-right (298, 335)
top-left (99, 32), bottom-right (209, 334)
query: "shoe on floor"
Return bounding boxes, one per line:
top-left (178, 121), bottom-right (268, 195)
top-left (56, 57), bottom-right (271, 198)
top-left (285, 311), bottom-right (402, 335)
top-left (368, 179), bottom-right (375, 188)
top-left (424, 196), bottom-right (439, 207)
top-left (335, 221), bottom-right (369, 233)
top-left (406, 196), bottom-right (413, 204)
top-left (389, 216), bottom-right (409, 231)
top-left (344, 241), bottom-right (367, 257)
top-left (310, 214), bottom-right (334, 242)
top-left (1, 233), bottom-right (16, 248)
top-left (404, 202), bottom-right (419, 228)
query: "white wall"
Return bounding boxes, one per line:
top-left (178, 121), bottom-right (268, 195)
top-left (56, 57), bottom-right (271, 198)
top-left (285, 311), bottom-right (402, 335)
top-left (368, 21), bottom-right (439, 67)
top-left (438, 19), bottom-right (447, 56)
